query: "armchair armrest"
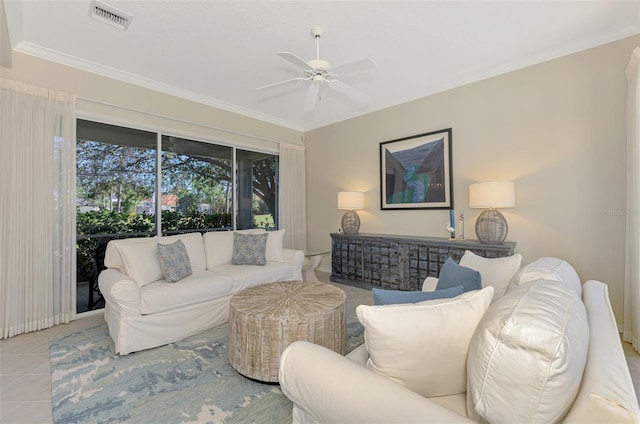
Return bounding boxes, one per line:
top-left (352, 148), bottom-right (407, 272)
top-left (283, 249), bottom-right (304, 280)
top-left (279, 341), bottom-right (473, 424)
top-left (98, 268), bottom-right (141, 315)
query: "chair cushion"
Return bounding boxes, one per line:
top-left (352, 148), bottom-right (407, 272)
top-left (356, 287), bottom-right (494, 397)
top-left (436, 257), bottom-right (482, 293)
top-left (509, 257), bottom-right (582, 297)
top-left (372, 286), bottom-right (463, 305)
top-left (157, 239), bottom-right (192, 283)
top-left (459, 250), bottom-right (522, 299)
top-left (563, 280), bottom-right (640, 423)
top-left (467, 278), bottom-right (589, 424)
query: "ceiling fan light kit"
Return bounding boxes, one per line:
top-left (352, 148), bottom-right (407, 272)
top-left (256, 26), bottom-right (376, 113)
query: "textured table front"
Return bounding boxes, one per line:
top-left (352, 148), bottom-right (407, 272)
top-left (228, 280), bottom-right (346, 382)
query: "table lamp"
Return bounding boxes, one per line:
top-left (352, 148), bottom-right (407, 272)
top-left (338, 191), bottom-right (364, 235)
top-left (469, 181), bottom-right (515, 244)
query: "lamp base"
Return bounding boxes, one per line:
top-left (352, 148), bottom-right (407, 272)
top-left (475, 209), bottom-right (508, 245)
top-left (341, 210), bottom-right (361, 234)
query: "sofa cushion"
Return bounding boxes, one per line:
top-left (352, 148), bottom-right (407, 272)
top-left (459, 250), bottom-right (522, 299)
top-left (356, 286), bottom-right (494, 398)
top-left (509, 257), bottom-right (582, 297)
top-left (157, 239), bottom-right (192, 283)
top-left (212, 262), bottom-right (293, 291)
top-left (140, 270), bottom-right (234, 315)
top-left (232, 232), bottom-right (268, 265)
top-left (372, 286), bottom-right (464, 305)
top-left (467, 278), bottom-right (589, 424)
top-left (436, 257), bottom-right (482, 293)
top-left (115, 238), bottom-right (164, 287)
top-left (266, 229), bottom-right (286, 262)
top-left (158, 232), bottom-right (206, 271)
top-left (563, 280), bottom-right (640, 423)
top-left (203, 231), bottom-right (235, 268)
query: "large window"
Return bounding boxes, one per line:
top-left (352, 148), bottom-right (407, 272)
top-left (161, 135), bottom-right (233, 232)
top-left (236, 149), bottom-right (279, 230)
top-left (75, 119), bottom-right (279, 312)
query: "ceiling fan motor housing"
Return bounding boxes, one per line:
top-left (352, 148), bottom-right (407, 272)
top-left (307, 59), bottom-right (331, 72)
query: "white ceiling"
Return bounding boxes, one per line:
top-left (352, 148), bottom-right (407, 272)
top-left (4, 0), bottom-right (640, 132)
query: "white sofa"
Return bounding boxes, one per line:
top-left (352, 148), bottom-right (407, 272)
top-left (279, 256), bottom-right (640, 423)
top-left (98, 230), bottom-right (304, 355)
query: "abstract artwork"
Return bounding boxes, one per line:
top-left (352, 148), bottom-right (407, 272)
top-left (380, 128), bottom-right (453, 209)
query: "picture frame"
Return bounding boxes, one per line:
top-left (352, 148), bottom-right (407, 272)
top-left (380, 128), bottom-right (453, 210)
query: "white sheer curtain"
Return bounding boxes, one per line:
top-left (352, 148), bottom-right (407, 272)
top-left (278, 143), bottom-right (307, 250)
top-left (1, 79), bottom-right (77, 338)
top-left (624, 47), bottom-right (640, 352)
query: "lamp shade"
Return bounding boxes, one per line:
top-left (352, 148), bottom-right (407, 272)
top-left (337, 191), bottom-right (364, 210)
top-left (469, 182), bottom-right (515, 209)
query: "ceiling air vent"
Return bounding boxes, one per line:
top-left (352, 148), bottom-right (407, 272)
top-left (89, 1), bottom-right (133, 31)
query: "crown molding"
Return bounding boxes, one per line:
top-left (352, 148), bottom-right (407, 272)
top-left (14, 41), bottom-right (305, 133)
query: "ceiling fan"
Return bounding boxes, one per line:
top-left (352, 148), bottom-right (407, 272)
top-left (256, 26), bottom-right (376, 113)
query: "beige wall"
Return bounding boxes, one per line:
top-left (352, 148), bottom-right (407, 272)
top-left (3, 36), bottom-right (640, 322)
top-left (305, 35), bottom-right (640, 322)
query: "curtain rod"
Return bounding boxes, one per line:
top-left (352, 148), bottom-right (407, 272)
top-left (76, 96), bottom-right (301, 146)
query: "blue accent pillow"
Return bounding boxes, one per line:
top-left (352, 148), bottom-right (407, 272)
top-left (231, 232), bottom-right (268, 265)
top-left (436, 257), bottom-right (482, 293)
top-left (157, 239), bottom-right (192, 283)
top-left (372, 285), bottom-right (465, 306)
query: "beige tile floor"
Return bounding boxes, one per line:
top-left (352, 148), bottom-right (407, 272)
top-left (0, 311), bottom-right (105, 424)
top-left (1, 272), bottom-right (639, 424)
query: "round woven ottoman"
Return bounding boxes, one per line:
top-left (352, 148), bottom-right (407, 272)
top-left (228, 280), bottom-right (346, 382)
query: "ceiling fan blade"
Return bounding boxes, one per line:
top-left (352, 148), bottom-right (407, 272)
top-left (255, 77), bottom-right (306, 91)
top-left (304, 84), bottom-right (320, 113)
top-left (331, 58), bottom-right (376, 76)
top-left (329, 79), bottom-right (369, 104)
top-left (277, 52), bottom-right (314, 73)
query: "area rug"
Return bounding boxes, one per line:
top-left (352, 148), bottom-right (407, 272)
top-left (49, 300), bottom-right (365, 424)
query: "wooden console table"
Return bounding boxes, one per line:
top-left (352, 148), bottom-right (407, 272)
top-left (330, 233), bottom-right (516, 291)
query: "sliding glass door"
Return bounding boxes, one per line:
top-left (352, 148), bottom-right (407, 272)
top-left (75, 119), bottom-right (279, 312)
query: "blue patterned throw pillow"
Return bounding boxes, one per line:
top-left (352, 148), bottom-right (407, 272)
top-left (231, 232), bottom-right (268, 265)
top-left (372, 285), bottom-right (464, 305)
top-left (157, 239), bottom-right (192, 283)
top-left (436, 257), bottom-right (482, 293)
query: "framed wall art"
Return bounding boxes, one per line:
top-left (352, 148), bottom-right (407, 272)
top-left (380, 128), bottom-right (453, 210)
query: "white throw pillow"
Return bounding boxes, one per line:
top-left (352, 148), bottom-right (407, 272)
top-left (459, 250), bottom-right (522, 299)
top-left (421, 276), bottom-right (439, 292)
top-left (356, 286), bottom-right (494, 397)
top-left (265, 229), bottom-right (285, 262)
top-left (104, 236), bottom-right (156, 273)
top-left (508, 257), bottom-right (582, 297)
top-left (115, 239), bottom-right (163, 287)
top-left (467, 279), bottom-right (589, 424)
top-left (203, 231), bottom-right (235, 268)
top-left (236, 228), bottom-right (267, 234)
